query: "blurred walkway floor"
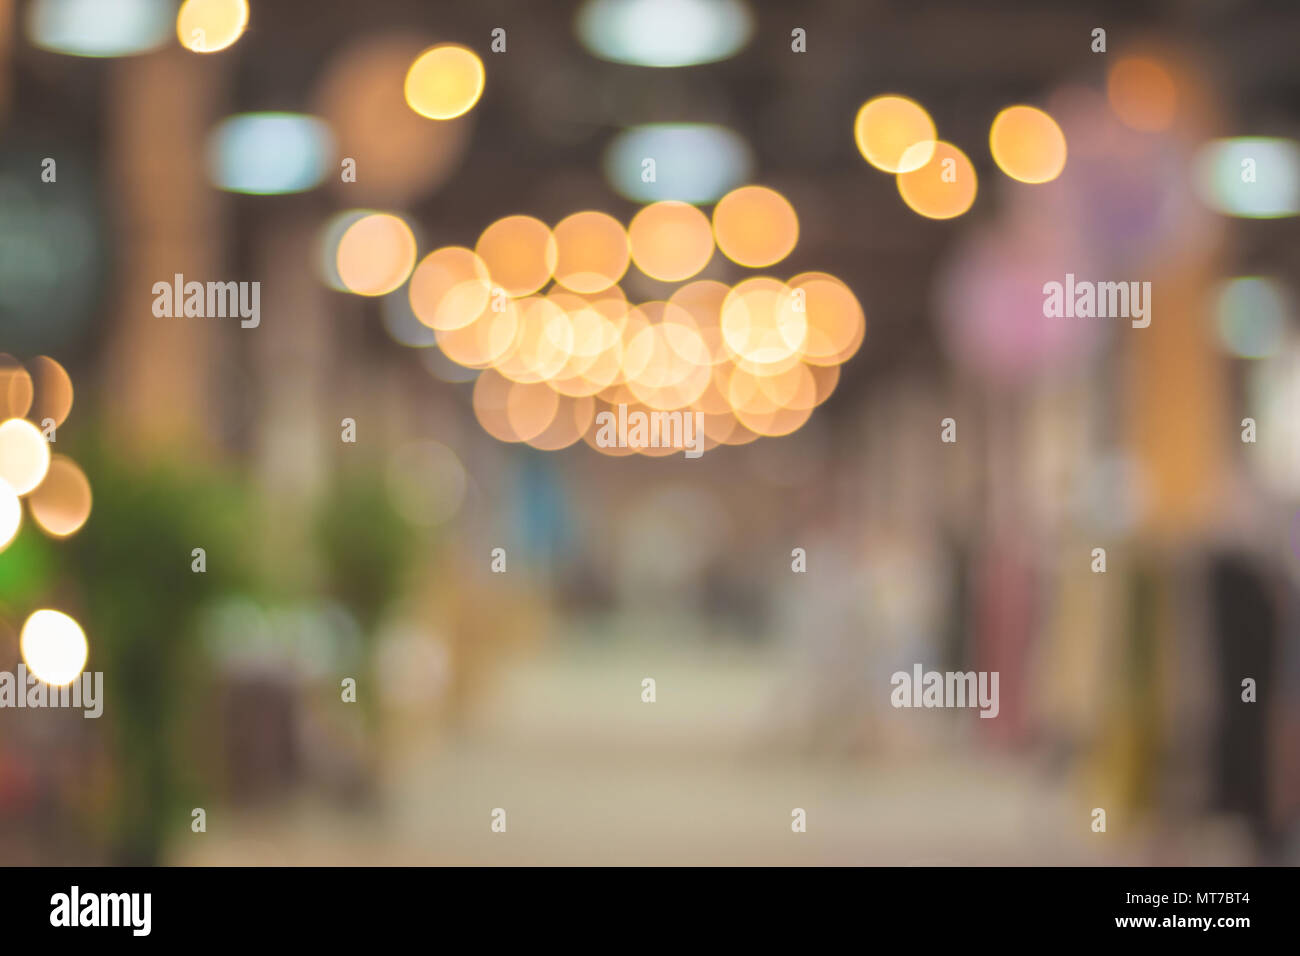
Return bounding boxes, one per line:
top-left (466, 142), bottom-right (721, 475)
top-left (174, 641), bottom-right (1250, 865)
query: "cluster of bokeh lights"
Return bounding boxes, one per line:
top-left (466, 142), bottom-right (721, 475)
top-left (329, 187), bottom-right (864, 455)
top-left (0, 354), bottom-right (89, 549)
top-left (0, 355), bottom-right (92, 687)
top-left (854, 93), bottom-right (1066, 217)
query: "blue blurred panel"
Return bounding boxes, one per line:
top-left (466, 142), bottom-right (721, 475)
top-left (1194, 138), bottom-right (1300, 219)
top-left (27, 0), bottom-right (175, 58)
top-left (1215, 277), bottom-right (1290, 359)
top-left (604, 124), bottom-right (751, 203)
top-left (576, 0), bottom-right (751, 68)
top-left (208, 113), bottom-right (335, 196)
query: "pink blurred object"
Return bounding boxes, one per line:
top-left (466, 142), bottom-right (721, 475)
top-left (937, 226), bottom-right (1104, 385)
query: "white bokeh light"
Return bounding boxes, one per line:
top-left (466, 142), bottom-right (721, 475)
top-left (21, 609), bottom-right (89, 686)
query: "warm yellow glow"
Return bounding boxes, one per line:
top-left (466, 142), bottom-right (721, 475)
top-left (896, 141), bottom-right (977, 219)
top-left (0, 418), bottom-right (51, 495)
top-left (552, 211), bottom-right (630, 293)
top-left (699, 409), bottom-right (739, 445)
top-left (526, 395), bottom-right (595, 451)
top-left (854, 95), bottom-right (937, 173)
top-left (409, 246), bottom-right (492, 330)
top-left (336, 213), bottom-right (418, 296)
top-left (755, 362), bottom-right (818, 411)
top-left (571, 345), bottom-right (623, 395)
top-left (27, 455), bottom-right (92, 538)
top-left (622, 305), bottom-right (711, 409)
top-left (721, 277), bottom-right (806, 367)
top-left (0, 478), bottom-right (20, 551)
top-left (377, 192), bottom-right (864, 449)
top-left (436, 298), bottom-right (521, 368)
top-left (475, 216), bottom-right (557, 298)
top-left (0, 355), bottom-right (33, 420)
top-left (722, 361), bottom-right (817, 436)
top-left (552, 292), bottom-right (621, 365)
top-left (472, 368), bottom-right (522, 442)
top-left (494, 296), bottom-right (573, 383)
top-left (783, 272), bottom-right (866, 366)
top-left (808, 361), bottom-right (841, 406)
top-left (669, 280), bottom-right (730, 364)
top-left (714, 412), bottom-right (758, 446)
top-left (548, 303), bottom-right (624, 394)
top-left (726, 365), bottom-right (781, 414)
top-left (546, 291), bottom-right (624, 394)
top-left (404, 44), bottom-right (485, 120)
top-left (734, 400), bottom-right (813, 437)
top-left (989, 105), bottom-right (1067, 184)
top-left (315, 36), bottom-right (474, 204)
top-left (627, 201), bottom-right (714, 282)
top-left (581, 400), bottom-right (638, 457)
top-left (20, 609), bottom-right (88, 687)
top-left (505, 380), bottom-right (561, 441)
top-left (1107, 57), bottom-right (1177, 132)
top-left (177, 0), bottom-right (248, 54)
top-left (712, 185), bottom-right (798, 268)
top-left (27, 356), bottom-right (74, 429)
top-left (692, 364), bottom-right (734, 415)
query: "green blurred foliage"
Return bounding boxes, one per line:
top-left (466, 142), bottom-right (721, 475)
top-left (0, 522), bottom-right (58, 613)
top-left (315, 469), bottom-right (412, 636)
top-left (66, 438), bottom-right (253, 864)
top-left (5, 430), bottom-right (415, 862)
top-left (314, 468), bottom-right (415, 730)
